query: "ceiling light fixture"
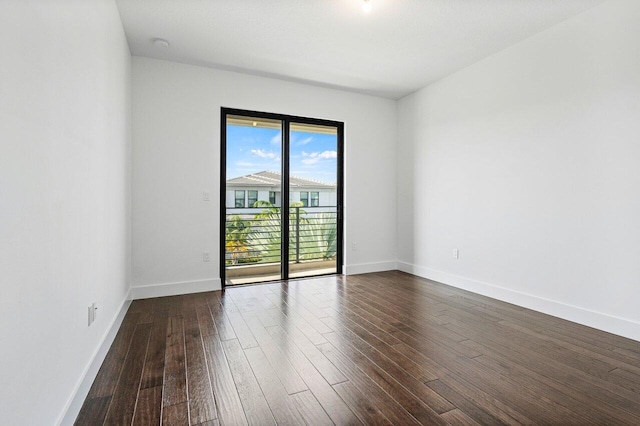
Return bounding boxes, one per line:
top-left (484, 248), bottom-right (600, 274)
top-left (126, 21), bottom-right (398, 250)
top-left (153, 38), bottom-right (170, 48)
top-left (362, 0), bottom-right (372, 13)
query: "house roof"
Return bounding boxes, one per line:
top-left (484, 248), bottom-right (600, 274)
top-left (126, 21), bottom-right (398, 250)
top-left (226, 171), bottom-right (335, 188)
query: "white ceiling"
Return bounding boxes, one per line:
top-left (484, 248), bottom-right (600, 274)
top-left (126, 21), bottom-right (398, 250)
top-left (115, 0), bottom-right (606, 99)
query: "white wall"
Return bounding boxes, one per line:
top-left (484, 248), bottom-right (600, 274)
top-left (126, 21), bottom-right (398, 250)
top-left (0, 0), bottom-right (131, 424)
top-left (397, 0), bottom-right (640, 340)
top-left (132, 57), bottom-right (397, 295)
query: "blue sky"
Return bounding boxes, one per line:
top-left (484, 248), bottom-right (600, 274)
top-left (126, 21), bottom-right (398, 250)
top-left (226, 125), bottom-right (338, 183)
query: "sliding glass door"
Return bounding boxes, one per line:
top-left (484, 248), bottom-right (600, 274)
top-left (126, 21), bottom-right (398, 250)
top-left (223, 114), bottom-right (283, 284)
top-left (288, 122), bottom-right (339, 279)
top-left (221, 109), bottom-right (343, 286)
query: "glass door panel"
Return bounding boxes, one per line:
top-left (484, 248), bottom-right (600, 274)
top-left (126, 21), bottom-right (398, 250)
top-left (225, 115), bottom-right (283, 285)
top-left (288, 122), bottom-right (339, 278)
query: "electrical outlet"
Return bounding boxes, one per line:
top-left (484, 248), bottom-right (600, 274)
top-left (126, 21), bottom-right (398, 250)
top-left (92, 302), bottom-right (98, 321)
top-left (352, 242), bottom-right (357, 251)
top-left (203, 251), bottom-right (210, 262)
top-left (453, 248), bottom-right (459, 259)
top-left (202, 191), bottom-right (210, 201)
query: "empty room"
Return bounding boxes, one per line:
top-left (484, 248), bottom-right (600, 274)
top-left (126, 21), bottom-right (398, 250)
top-left (2, 0), bottom-right (640, 424)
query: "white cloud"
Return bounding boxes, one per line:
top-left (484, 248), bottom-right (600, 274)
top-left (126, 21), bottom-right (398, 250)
top-left (270, 132), bottom-right (282, 145)
top-left (297, 136), bottom-right (313, 146)
top-left (236, 161), bottom-right (255, 167)
top-left (251, 149), bottom-right (277, 159)
top-left (301, 150), bottom-right (337, 165)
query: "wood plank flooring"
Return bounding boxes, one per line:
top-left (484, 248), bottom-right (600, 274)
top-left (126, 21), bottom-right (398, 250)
top-left (76, 271), bottom-right (640, 425)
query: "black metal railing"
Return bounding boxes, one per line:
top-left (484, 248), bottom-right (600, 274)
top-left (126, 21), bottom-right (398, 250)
top-left (225, 206), bottom-right (337, 267)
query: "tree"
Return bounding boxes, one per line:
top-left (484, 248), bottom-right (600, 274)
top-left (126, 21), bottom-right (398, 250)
top-left (248, 201), bottom-right (304, 263)
top-left (298, 212), bottom-right (337, 260)
top-left (225, 215), bottom-right (251, 265)
top-left (226, 201), bottom-right (338, 267)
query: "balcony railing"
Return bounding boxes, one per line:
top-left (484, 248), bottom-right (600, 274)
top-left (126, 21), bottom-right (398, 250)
top-left (225, 206), bottom-right (337, 272)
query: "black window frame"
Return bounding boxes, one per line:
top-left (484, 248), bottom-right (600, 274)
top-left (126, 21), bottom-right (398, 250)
top-left (300, 191), bottom-right (309, 207)
top-left (234, 190), bottom-right (245, 208)
top-left (248, 190), bottom-right (258, 207)
top-left (220, 108), bottom-right (344, 287)
top-left (310, 191), bottom-right (320, 207)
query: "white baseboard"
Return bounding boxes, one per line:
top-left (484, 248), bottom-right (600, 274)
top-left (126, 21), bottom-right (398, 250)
top-left (344, 261), bottom-right (397, 276)
top-left (397, 261), bottom-right (640, 342)
top-left (57, 292), bottom-right (132, 426)
top-left (130, 278), bottom-right (222, 300)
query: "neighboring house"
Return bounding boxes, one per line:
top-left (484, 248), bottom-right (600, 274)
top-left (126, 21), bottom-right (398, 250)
top-left (226, 170), bottom-right (336, 212)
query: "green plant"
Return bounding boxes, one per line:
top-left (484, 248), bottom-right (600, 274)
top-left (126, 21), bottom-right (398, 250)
top-left (225, 215), bottom-right (254, 265)
top-left (227, 201), bottom-right (337, 265)
top-left (297, 212), bottom-right (337, 260)
top-left (247, 201), bottom-right (302, 263)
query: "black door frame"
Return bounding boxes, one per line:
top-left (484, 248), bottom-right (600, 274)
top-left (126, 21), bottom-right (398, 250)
top-left (220, 107), bottom-right (344, 287)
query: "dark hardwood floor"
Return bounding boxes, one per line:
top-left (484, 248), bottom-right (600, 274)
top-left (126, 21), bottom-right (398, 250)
top-left (76, 271), bottom-right (640, 425)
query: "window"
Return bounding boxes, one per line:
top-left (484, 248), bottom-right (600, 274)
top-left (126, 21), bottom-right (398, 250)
top-left (300, 191), bottom-right (309, 207)
top-left (248, 190), bottom-right (258, 207)
top-left (234, 190), bottom-right (245, 208)
top-left (269, 191), bottom-right (276, 205)
top-left (311, 191), bottom-right (319, 207)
